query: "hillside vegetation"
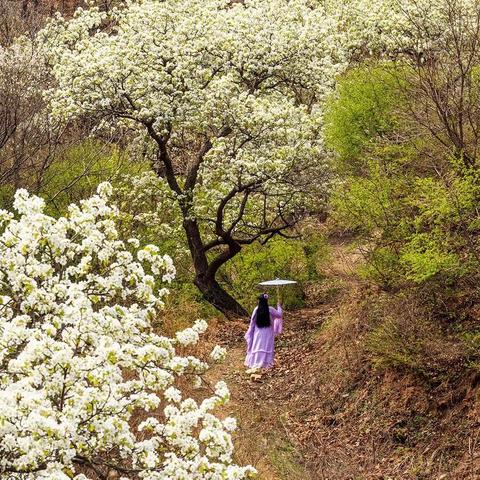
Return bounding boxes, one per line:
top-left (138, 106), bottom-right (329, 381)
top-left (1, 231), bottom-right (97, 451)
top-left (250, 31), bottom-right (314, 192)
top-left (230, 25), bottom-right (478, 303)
top-left (197, 238), bottom-right (479, 479)
top-left (1, 0), bottom-right (480, 479)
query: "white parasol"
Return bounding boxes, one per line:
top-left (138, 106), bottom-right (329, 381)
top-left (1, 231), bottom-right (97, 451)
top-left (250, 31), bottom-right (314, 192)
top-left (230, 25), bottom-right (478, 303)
top-left (258, 278), bottom-right (297, 304)
top-left (259, 279), bottom-right (297, 286)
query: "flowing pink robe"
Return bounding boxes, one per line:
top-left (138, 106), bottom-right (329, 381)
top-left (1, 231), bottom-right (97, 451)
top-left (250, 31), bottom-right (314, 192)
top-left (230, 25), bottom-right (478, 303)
top-left (244, 305), bottom-right (283, 368)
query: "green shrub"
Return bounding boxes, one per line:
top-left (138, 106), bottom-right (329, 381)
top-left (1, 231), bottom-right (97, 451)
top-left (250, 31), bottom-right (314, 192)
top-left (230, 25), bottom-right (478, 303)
top-left (367, 315), bottom-right (431, 374)
top-left (324, 62), bottom-right (405, 175)
top-left (332, 160), bottom-right (412, 287)
top-left (39, 140), bottom-right (147, 216)
top-left (400, 233), bottom-right (463, 284)
top-left (366, 297), bottom-right (465, 383)
top-left (331, 160), bottom-right (410, 233)
top-left (328, 61), bottom-right (480, 305)
top-left (359, 247), bottom-right (403, 288)
top-left (222, 234), bottom-right (330, 311)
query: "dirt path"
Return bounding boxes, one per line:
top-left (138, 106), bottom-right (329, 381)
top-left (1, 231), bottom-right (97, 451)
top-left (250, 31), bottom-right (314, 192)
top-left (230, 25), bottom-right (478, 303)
top-left (202, 240), bottom-right (480, 479)
top-left (201, 239), bottom-right (364, 479)
top-left (205, 307), bottom-right (331, 480)
top-left (206, 346), bottom-right (296, 479)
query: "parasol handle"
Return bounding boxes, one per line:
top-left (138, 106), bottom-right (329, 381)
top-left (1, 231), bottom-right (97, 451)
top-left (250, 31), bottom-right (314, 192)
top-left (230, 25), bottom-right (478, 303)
top-left (276, 285), bottom-right (280, 306)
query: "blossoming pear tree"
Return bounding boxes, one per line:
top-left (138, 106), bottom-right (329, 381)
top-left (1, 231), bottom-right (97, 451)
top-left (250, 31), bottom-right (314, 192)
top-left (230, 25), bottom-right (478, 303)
top-left (41, 0), bottom-right (345, 316)
top-left (0, 183), bottom-right (254, 479)
top-left (342, 0), bottom-right (480, 56)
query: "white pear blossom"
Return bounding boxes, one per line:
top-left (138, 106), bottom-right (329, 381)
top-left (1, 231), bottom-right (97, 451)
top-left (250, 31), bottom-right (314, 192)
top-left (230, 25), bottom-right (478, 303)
top-left (335, 0), bottom-right (480, 58)
top-left (38, 0), bottom-right (343, 314)
top-left (210, 345), bottom-right (228, 362)
top-left (40, 0), bottom-right (340, 204)
top-left (0, 184), bottom-right (255, 479)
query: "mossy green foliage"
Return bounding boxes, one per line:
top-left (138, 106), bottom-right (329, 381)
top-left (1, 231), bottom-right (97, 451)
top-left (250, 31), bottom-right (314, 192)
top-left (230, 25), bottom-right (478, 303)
top-left (324, 62), bottom-right (404, 175)
top-left (335, 158), bottom-right (480, 289)
top-left (39, 140), bottom-right (147, 216)
top-left (222, 233), bottom-right (330, 311)
top-left (327, 61), bottom-right (480, 377)
top-left (328, 62), bottom-right (480, 296)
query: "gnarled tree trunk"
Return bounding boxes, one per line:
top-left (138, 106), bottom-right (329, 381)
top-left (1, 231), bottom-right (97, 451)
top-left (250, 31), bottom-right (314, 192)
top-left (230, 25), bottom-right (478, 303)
top-left (147, 126), bottom-right (297, 319)
top-left (183, 217), bottom-right (248, 318)
top-left (194, 274), bottom-right (247, 318)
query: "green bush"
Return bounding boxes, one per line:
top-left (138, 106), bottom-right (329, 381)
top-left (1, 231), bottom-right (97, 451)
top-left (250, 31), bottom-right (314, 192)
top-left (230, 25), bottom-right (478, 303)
top-left (324, 62), bottom-right (405, 175)
top-left (39, 140), bottom-right (147, 216)
top-left (400, 233), bottom-right (463, 284)
top-left (332, 159), bottom-right (413, 288)
top-left (328, 61), bottom-right (480, 306)
top-left (221, 234), bottom-right (330, 312)
top-left (366, 297), bottom-right (465, 383)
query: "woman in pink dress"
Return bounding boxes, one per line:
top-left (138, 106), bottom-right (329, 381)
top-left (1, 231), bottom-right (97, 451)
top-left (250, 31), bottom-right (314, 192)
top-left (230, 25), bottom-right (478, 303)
top-left (244, 293), bottom-right (283, 370)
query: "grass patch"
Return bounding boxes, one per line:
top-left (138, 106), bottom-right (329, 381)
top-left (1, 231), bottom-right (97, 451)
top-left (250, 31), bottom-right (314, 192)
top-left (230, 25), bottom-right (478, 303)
top-left (268, 438), bottom-right (311, 480)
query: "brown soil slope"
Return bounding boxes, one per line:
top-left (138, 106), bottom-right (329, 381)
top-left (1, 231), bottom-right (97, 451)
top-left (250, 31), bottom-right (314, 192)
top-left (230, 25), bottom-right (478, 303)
top-left (204, 241), bottom-right (480, 479)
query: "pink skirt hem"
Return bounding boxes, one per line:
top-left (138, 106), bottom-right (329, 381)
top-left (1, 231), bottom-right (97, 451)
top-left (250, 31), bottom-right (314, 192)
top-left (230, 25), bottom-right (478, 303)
top-left (245, 350), bottom-right (274, 368)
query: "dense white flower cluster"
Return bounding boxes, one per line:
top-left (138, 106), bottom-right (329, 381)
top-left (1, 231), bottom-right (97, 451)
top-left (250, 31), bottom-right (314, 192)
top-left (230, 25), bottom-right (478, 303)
top-left (46, 0), bottom-right (473, 137)
top-left (338, 0), bottom-right (480, 57)
top-left (175, 320), bottom-right (208, 346)
top-left (0, 40), bottom-right (40, 95)
top-left (42, 0), bottom-right (474, 247)
top-left (42, 0), bottom-right (343, 119)
top-left (210, 345), bottom-right (228, 362)
top-left (0, 185), bottom-right (254, 479)
top-left (39, 0), bottom-right (344, 242)
top-left (37, 0), bottom-right (476, 244)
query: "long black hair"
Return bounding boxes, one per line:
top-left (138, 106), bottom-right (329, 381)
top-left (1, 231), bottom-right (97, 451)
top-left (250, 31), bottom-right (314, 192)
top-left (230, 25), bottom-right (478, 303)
top-left (256, 293), bottom-right (271, 328)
